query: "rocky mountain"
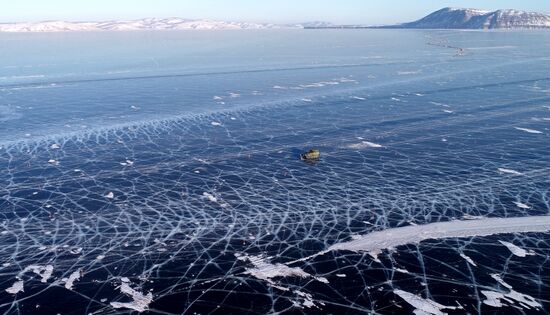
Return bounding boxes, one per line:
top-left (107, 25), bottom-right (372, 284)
top-left (392, 7), bottom-right (550, 29)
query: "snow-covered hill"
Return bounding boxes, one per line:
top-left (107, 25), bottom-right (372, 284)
top-left (0, 18), bottom-right (288, 32)
top-left (393, 7), bottom-right (550, 29)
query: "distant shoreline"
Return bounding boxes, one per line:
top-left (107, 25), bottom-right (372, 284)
top-left (1, 7), bottom-right (549, 32)
top-left (304, 26), bottom-right (550, 30)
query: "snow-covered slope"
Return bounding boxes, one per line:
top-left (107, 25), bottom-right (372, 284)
top-left (0, 18), bottom-right (287, 32)
top-left (394, 7), bottom-right (550, 29)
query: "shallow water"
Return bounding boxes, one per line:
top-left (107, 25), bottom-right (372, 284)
top-left (1, 30), bottom-right (550, 314)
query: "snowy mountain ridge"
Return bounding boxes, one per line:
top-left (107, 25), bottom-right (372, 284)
top-left (0, 18), bottom-right (291, 32)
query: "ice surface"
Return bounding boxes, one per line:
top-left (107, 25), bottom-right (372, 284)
top-left (1, 30), bottom-right (550, 314)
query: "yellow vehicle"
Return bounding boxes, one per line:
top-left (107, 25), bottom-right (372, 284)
top-left (300, 149), bottom-right (320, 161)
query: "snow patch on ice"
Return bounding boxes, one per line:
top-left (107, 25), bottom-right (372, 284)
top-left (394, 289), bottom-right (459, 315)
top-left (292, 290), bottom-right (325, 309)
top-left (328, 217), bottom-right (550, 257)
top-left (62, 269), bottom-right (81, 290)
top-left (288, 216), bottom-right (550, 265)
top-left (203, 193), bottom-right (216, 202)
top-left (460, 253), bottom-right (477, 267)
top-left (481, 290), bottom-right (505, 307)
top-left (498, 241), bottom-right (535, 257)
top-left (481, 274), bottom-right (541, 309)
top-left (22, 265), bottom-right (54, 283)
top-left (236, 253), bottom-right (328, 285)
top-left (513, 201), bottom-right (531, 209)
top-left (347, 141), bottom-right (383, 149)
top-left (514, 127), bottom-right (543, 134)
top-left (5, 280), bottom-right (24, 294)
top-left (498, 168), bottom-right (523, 175)
top-left (110, 278), bottom-right (153, 313)
top-left (397, 71), bottom-right (420, 75)
top-left (47, 159), bottom-right (59, 165)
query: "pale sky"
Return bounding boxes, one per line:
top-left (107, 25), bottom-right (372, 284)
top-left (1, 0), bottom-right (549, 24)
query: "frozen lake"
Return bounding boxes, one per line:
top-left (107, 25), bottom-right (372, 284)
top-left (1, 30), bottom-right (550, 314)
